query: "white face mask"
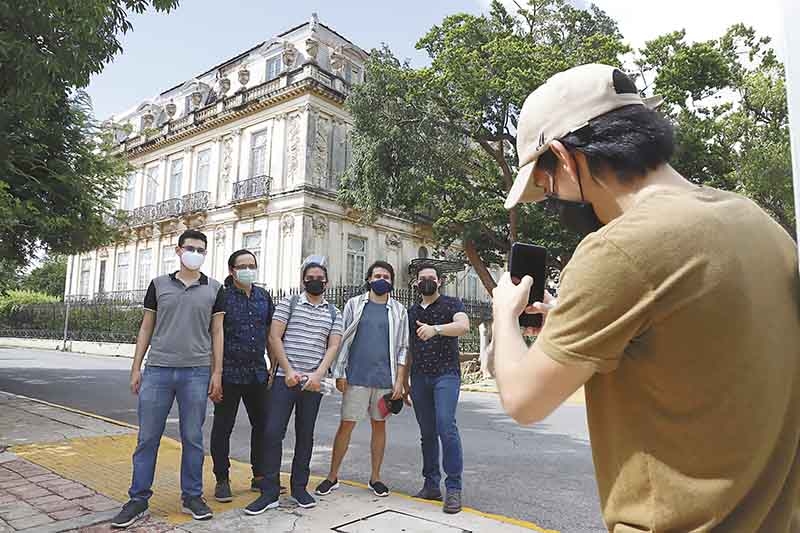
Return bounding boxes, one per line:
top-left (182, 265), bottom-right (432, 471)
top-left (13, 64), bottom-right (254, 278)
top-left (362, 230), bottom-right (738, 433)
top-left (180, 251), bottom-right (205, 271)
top-left (235, 269), bottom-right (257, 285)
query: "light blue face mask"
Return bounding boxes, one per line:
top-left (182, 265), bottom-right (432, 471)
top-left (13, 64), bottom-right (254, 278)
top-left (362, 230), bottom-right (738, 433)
top-left (235, 269), bottom-right (258, 285)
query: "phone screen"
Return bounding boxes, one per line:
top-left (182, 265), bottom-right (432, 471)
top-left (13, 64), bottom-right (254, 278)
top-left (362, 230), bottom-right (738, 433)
top-left (508, 243), bottom-right (548, 328)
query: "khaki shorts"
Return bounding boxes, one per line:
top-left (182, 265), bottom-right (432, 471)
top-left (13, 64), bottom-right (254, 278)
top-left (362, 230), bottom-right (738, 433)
top-left (341, 385), bottom-right (392, 422)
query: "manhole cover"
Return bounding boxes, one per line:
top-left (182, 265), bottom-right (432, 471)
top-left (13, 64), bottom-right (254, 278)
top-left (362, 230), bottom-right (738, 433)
top-left (333, 510), bottom-right (471, 533)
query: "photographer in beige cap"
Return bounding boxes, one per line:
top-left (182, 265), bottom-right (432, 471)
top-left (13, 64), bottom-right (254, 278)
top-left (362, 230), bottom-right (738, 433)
top-left (491, 64), bottom-right (800, 532)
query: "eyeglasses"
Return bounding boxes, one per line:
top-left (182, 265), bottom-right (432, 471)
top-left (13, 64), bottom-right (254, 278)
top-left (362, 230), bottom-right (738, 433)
top-left (233, 265), bottom-right (257, 271)
top-left (182, 246), bottom-right (206, 255)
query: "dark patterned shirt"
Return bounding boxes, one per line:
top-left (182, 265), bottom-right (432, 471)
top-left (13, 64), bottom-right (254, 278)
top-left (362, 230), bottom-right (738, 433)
top-left (221, 277), bottom-right (273, 384)
top-left (408, 295), bottom-right (466, 377)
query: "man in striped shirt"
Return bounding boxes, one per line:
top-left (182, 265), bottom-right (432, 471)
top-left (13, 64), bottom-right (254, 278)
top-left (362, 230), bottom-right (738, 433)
top-left (245, 261), bottom-right (343, 515)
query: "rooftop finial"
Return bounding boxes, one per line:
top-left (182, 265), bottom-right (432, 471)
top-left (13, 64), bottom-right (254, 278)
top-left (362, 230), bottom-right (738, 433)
top-left (310, 12), bottom-right (319, 31)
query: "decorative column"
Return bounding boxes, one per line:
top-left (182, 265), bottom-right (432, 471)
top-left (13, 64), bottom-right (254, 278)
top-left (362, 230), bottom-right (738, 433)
top-left (183, 146), bottom-right (193, 195)
top-left (157, 156), bottom-right (168, 202)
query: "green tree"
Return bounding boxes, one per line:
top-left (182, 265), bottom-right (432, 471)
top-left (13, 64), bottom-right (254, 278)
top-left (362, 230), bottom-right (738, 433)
top-left (20, 256), bottom-right (68, 298)
top-left (0, 0), bottom-right (179, 268)
top-left (636, 24), bottom-right (795, 238)
top-left (340, 0), bottom-right (628, 291)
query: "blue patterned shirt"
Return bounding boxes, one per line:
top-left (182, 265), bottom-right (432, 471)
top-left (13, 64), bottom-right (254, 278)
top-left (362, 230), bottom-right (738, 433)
top-left (221, 277), bottom-right (274, 384)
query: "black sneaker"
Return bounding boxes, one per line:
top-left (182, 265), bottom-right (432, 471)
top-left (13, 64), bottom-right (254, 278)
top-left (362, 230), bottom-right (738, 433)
top-left (214, 480), bottom-right (233, 502)
top-left (414, 486), bottom-right (442, 501)
top-left (251, 478), bottom-right (287, 495)
top-left (181, 496), bottom-right (213, 520)
top-left (290, 489), bottom-right (317, 509)
top-left (110, 499), bottom-right (149, 528)
top-left (369, 480), bottom-right (389, 497)
top-left (243, 492), bottom-right (279, 516)
top-left (443, 489), bottom-right (462, 514)
top-left (314, 478), bottom-right (339, 496)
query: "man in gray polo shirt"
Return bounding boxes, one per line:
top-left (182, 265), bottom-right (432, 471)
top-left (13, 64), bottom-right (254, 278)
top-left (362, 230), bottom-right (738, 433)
top-left (245, 259), bottom-right (343, 515)
top-left (111, 230), bottom-right (224, 528)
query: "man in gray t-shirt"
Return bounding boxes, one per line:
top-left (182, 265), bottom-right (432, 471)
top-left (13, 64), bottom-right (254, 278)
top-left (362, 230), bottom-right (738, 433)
top-left (316, 261), bottom-right (408, 499)
top-left (111, 230), bottom-right (224, 529)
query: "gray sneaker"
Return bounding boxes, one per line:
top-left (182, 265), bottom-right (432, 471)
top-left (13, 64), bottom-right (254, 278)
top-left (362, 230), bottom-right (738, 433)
top-left (214, 480), bottom-right (233, 502)
top-left (414, 486), bottom-right (442, 501)
top-left (443, 490), bottom-right (462, 514)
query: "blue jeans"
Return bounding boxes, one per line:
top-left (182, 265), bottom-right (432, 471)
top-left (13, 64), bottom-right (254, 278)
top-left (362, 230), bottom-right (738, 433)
top-left (129, 366), bottom-right (210, 502)
top-left (260, 379), bottom-right (322, 497)
top-left (411, 372), bottom-right (463, 491)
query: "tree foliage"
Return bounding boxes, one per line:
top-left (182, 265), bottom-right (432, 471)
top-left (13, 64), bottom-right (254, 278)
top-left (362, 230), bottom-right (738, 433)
top-left (340, 0), bottom-right (628, 291)
top-left (20, 256), bottom-right (68, 298)
top-left (0, 0), bottom-right (179, 267)
top-left (636, 24), bottom-right (795, 237)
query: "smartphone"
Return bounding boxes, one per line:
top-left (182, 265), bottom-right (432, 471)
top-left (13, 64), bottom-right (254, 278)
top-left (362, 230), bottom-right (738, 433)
top-left (508, 242), bottom-right (548, 328)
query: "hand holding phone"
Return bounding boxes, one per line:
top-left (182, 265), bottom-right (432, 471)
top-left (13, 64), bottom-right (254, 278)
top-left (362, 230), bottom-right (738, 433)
top-left (508, 243), bottom-right (548, 328)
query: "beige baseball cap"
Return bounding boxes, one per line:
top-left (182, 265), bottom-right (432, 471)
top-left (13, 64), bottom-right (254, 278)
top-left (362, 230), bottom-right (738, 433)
top-left (505, 64), bottom-right (663, 209)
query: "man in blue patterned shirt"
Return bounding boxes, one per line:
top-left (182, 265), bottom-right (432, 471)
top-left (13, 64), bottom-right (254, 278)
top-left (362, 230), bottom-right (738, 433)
top-left (210, 249), bottom-right (274, 503)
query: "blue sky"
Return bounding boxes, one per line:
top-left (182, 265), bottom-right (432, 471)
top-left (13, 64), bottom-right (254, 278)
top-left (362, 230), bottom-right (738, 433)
top-left (86, 0), bottom-right (784, 120)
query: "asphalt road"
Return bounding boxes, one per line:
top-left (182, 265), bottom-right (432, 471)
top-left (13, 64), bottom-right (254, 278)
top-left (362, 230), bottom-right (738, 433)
top-left (0, 348), bottom-right (604, 532)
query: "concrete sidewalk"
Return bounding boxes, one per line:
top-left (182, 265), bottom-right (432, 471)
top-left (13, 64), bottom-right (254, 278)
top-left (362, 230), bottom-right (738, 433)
top-left (0, 391), bottom-right (557, 533)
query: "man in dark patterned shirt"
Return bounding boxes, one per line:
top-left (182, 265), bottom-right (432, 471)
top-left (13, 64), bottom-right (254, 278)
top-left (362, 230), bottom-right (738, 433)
top-left (210, 249), bottom-right (274, 503)
top-left (406, 264), bottom-right (470, 515)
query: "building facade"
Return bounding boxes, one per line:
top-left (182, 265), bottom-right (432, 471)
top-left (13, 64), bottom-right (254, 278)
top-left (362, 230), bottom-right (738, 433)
top-left (64, 15), bottom-right (495, 303)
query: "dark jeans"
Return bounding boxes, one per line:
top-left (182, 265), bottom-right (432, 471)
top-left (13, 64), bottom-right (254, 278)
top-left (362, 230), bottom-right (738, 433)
top-left (210, 381), bottom-right (269, 482)
top-left (411, 372), bottom-right (463, 491)
top-left (129, 366), bottom-right (210, 501)
top-left (261, 379), bottom-right (323, 497)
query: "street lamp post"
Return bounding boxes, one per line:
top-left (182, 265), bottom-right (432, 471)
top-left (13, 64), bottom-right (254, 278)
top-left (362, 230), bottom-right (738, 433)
top-left (783, 0), bottom-right (800, 261)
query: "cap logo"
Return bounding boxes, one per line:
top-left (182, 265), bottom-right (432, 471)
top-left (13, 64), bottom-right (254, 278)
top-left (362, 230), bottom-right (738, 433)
top-left (536, 131), bottom-right (546, 150)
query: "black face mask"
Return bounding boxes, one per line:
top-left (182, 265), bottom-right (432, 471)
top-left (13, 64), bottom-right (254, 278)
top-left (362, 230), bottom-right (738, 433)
top-left (304, 279), bottom-right (325, 296)
top-left (543, 196), bottom-right (603, 237)
top-left (543, 165), bottom-right (603, 237)
top-left (418, 279), bottom-right (438, 296)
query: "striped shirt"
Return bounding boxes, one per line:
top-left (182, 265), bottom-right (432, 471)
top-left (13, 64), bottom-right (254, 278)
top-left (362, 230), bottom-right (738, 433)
top-left (273, 292), bottom-right (343, 376)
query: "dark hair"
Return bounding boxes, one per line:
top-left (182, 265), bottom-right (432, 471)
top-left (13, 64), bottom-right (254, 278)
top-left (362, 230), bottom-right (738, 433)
top-left (416, 263), bottom-right (440, 279)
top-left (228, 249), bottom-right (257, 270)
top-left (178, 229), bottom-right (208, 247)
top-left (540, 104), bottom-right (674, 183)
top-left (302, 262), bottom-right (328, 280)
top-left (366, 261), bottom-right (395, 283)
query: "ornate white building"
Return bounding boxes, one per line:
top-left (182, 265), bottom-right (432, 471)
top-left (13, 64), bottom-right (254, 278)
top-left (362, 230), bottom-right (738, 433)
top-left (64, 15), bottom-right (491, 302)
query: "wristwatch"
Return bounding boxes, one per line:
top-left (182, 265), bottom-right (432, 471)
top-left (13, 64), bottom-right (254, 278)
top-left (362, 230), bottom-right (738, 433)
top-left (434, 325), bottom-right (443, 336)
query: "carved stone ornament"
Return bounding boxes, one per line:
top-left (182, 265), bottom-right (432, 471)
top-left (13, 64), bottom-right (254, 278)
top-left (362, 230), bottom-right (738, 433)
top-left (286, 114), bottom-right (301, 182)
top-left (142, 113), bottom-right (155, 128)
top-left (165, 100), bottom-right (176, 118)
top-left (305, 38), bottom-right (319, 62)
top-left (312, 215), bottom-right (328, 237)
top-left (219, 77), bottom-right (231, 94)
top-left (312, 116), bottom-right (331, 183)
top-left (98, 249), bottom-right (109, 259)
top-left (215, 226), bottom-right (226, 246)
top-left (385, 233), bottom-right (402, 248)
top-left (191, 91), bottom-right (203, 107)
top-left (282, 43), bottom-right (298, 68)
top-left (238, 67), bottom-right (250, 86)
top-left (221, 136), bottom-right (234, 185)
top-left (330, 46), bottom-right (345, 74)
top-left (281, 214), bottom-right (295, 235)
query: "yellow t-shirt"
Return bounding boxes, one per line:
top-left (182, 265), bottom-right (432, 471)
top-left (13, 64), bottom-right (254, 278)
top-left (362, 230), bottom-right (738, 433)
top-left (538, 185), bottom-right (800, 532)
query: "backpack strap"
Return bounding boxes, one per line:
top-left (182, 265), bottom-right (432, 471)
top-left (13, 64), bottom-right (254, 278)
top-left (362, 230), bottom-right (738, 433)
top-left (272, 294), bottom-right (300, 382)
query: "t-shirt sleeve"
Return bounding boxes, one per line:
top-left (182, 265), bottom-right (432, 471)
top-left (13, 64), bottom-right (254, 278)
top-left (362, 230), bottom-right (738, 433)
top-left (330, 308), bottom-right (344, 337)
top-left (272, 298), bottom-right (290, 325)
top-left (537, 234), bottom-right (655, 374)
top-left (143, 281), bottom-right (157, 312)
top-left (451, 298), bottom-right (467, 318)
top-left (212, 286), bottom-right (225, 315)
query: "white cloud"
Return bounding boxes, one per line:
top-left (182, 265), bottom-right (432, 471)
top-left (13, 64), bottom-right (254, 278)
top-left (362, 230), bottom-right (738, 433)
top-left (475, 0), bottom-right (785, 57)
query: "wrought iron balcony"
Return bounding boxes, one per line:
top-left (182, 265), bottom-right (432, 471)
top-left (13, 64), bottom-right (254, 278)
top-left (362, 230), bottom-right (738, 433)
top-left (130, 205), bottom-right (157, 226)
top-left (232, 175), bottom-right (272, 203)
top-left (156, 197), bottom-right (183, 220)
top-left (182, 191), bottom-right (210, 214)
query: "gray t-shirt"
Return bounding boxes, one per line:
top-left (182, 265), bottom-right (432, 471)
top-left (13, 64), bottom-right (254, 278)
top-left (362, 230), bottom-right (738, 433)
top-left (143, 272), bottom-right (225, 367)
top-left (346, 301), bottom-right (392, 389)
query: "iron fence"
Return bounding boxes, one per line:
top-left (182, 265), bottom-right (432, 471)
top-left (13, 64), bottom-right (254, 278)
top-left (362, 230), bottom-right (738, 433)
top-left (233, 176), bottom-right (271, 203)
top-left (1, 285), bottom-right (490, 352)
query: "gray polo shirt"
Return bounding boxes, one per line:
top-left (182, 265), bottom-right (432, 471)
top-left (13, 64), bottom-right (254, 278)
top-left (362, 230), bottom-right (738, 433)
top-left (143, 272), bottom-right (225, 367)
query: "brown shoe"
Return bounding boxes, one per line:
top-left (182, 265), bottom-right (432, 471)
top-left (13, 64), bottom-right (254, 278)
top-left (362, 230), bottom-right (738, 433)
top-left (443, 490), bottom-right (462, 514)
